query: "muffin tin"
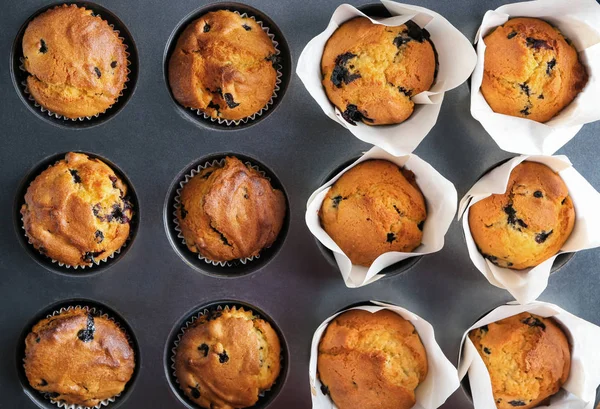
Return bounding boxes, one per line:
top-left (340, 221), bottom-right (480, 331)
top-left (1, 0), bottom-right (600, 408)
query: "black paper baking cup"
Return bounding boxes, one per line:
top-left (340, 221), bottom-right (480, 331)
top-left (313, 155), bottom-right (423, 279)
top-left (164, 153), bottom-right (290, 278)
top-left (17, 299), bottom-right (140, 409)
top-left (164, 300), bottom-right (289, 409)
top-left (463, 157), bottom-right (575, 274)
top-left (163, 2), bottom-right (292, 131)
top-left (10, 1), bottom-right (139, 129)
top-left (14, 151), bottom-right (140, 276)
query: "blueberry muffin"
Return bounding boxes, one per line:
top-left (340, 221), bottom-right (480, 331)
top-left (481, 18), bottom-right (588, 123)
top-left (319, 160), bottom-right (426, 267)
top-left (21, 152), bottom-right (133, 268)
top-left (469, 161), bottom-right (575, 270)
top-left (469, 313), bottom-right (570, 409)
top-left (174, 307), bottom-right (281, 409)
top-left (176, 156), bottom-right (286, 262)
top-left (321, 17), bottom-right (437, 126)
top-left (24, 307), bottom-right (135, 406)
top-left (169, 10), bottom-right (278, 121)
top-left (22, 4), bottom-right (128, 119)
top-left (318, 309), bottom-right (427, 409)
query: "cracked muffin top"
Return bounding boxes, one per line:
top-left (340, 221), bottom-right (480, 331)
top-left (168, 10), bottom-right (278, 121)
top-left (24, 307), bottom-right (135, 407)
top-left (481, 17), bottom-right (588, 123)
top-left (174, 307), bottom-right (281, 409)
top-left (469, 313), bottom-right (570, 409)
top-left (21, 152), bottom-right (133, 268)
top-left (321, 17), bottom-right (437, 126)
top-left (468, 161), bottom-right (575, 270)
top-left (318, 309), bottom-right (427, 409)
top-left (319, 160), bottom-right (426, 267)
top-left (176, 156), bottom-right (286, 262)
top-left (22, 4), bottom-right (128, 119)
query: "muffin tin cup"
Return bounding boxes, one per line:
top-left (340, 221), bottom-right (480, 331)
top-left (14, 152), bottom-right (140, 276)
top-left (305, 146), bottom-right (457, 288)
top-left (164, 153), bottom-right (290, 278)
top-left (11, 2), bottom-right (139, 129)
top-left (458, 154), bottom-right (600, 305)
top-left (309, 300), bottom-right (459, 409)
top-left (165, 300), bottom-right (289, 409)
top-left (17, 299), bottom-right (140, 409)
top-left (470, 0), bottom-right (600, 155)
top-left (163, 3), bottom-right (292, 131)
top-left (457, 301), bottom-right (600, 409)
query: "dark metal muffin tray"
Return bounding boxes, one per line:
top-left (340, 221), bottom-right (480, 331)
top-left (1, 0), bottom-right (599, 408)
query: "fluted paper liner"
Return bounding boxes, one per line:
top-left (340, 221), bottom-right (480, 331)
top-left (309, 301), bottom-right (459, 409)
top-left (458, 301), bottom-right (600, 409)
top-left (470, 0), bottom-right (600, 155)
top-left (306, 146), bottom-right (457, 287)
top-left (458, 155), bottom-right (600, 304)
top-left (297, 0), bottom-right (477, 156)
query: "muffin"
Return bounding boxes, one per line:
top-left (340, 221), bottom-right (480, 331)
top-left (174, 306), bottom-right (281, 409)
top-left (318, 309), bottom-right (428, 409)
top-left (468, 313), bottom-right (571, 409)
top-left (176, 156), bottom-right (286, 262)
top-left (321, 17), bottom-right (437, 126)
top-left (168, 10), bottom-right (278, 121)
top-left (21, 152), bottom-right (133, 268)
top-left (481, 17), bottom-right (588, 123)
top-left (469, 161), bottom-right (575, 270)
top-left (24, 307), bottom-right (135, 406)
top-left (319, 160), bottom-right (426, 267)
top-left (22, 4), bottom-right (128, 119)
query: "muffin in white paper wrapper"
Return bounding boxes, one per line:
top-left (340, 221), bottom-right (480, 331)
top-left (306, 146), bottom-right (457, 287)
top-left (470, 0), bottom-right (600, 155)
top-left (309, 301), bottom-right (460, 409)
top-left (297, 1), bottom-right (477, 156)
top-left (458, 155), bottom-right (600, 304)
top-left (458, 301), bottom-right (600, 409)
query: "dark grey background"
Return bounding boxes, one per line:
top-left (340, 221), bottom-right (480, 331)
top-left (1, 0), bottom-right (599, 408)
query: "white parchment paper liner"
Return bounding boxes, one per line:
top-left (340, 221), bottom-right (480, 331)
top-left (458, 301), bottom-right (600, 409)
top-left (26, 305), bottom-right (134, 409)
top-left (306, 146), bottom-right (457, 288)
top-left (470, 0), bottom-right (600, 155)
top-left (458, 155), bottom-right (600, 304)
top-left (297, 1), bottom-right (477, 156)
top-left (309, 301), bottom-right (459, 409)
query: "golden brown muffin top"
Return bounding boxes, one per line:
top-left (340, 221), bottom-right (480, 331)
top-left (24, 307), bottom-right (135, 407)
top-left (21, 152), bottom-right (132, 267)
top-left (174, 307), bottom-right (281, 409)
top-left (22, 4), bottom-right (128, 119)
top-left (318, 309), bottom-right (428, 409)
top-left (168, 10), bottom-right (278, 121)
top-left (319, 160), bottom-right (426, 266)
top-left (321, 17), bottom-right (436, 125)
top-left (176, 156), bottom-right (286, 262)
top-left (481, 18), bottom-right (588, 122)
top-left (469, 161), bottom-right (575, 270)
top-left (469, 313), bottom-right (571, 409)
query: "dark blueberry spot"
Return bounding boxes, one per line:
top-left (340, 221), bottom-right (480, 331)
top-left (393, 205), bottom-right (403, 215)
top-left (82, 251), bottom-right (103, 264)
top-left (398, 87), bottom-right (412, 97)
top-left (509, 400), bottom-right (526, 406)
top-left (504, 204), bottom-right (518, 225)
top-left (109, 175), bottom-right (118, 189)
top-left (320, 384), bottom-right (330, 396)
top-left (93, 203), bottom-right (102, 219)
top-left (94, 230), bottom-right (104, 244)
top-left (203, 23), bottom-right (210, 33)
top-left (480, 325), bottom-right (488, 333)
top-left (107, 203), bottom-right (130, 224)
top-left (242, 24), bottom-right (251, 31)
top-left (39, 39), bottom-right (48, 53)
top-left (332, 195), bottom-right (343, 208)
top-left (94, 67), bottom-right (101, 78)
top-left (331, 52), bottom-right (360, 88)
top-left (69, 169), bottom-right (81, 183)
top-left (526, 37), bottom-right (552, 50)
top-left (519, 83), bottom-right (530, 97)
top-left (111, 61), bottom-right (117, 68)
top-left (201, 171), bottom-right (213, 179)
top-left (522, 316), bottom-right (546, 330)
top-left (507, 31), bottom-right (518, 39)
top-left (404, 20), bottom-right (429, 42)
top-left (517, 218), bottom-right (528, 228)
top-left (39, 379), bottom-right (48, 386)
top-left (207, 311), bottom-right (222, 321)
top-left (218, 351), bottom-right (229, 363)
top-left (180, 204), bottom-right (188, 219)
top-left (546, 58), bottom-right (556, 75)
top-left (393, 34), bottom-right (411, 47)
top-left (482, 253), bottom-right (498, 264)
top-left (198, 343), bottom-right (209, 357)
top-left (35, 337), bottom-right (41, 343)
top-left (77, 314), bottom-right (95, 342)
top-left (417, 220), bottom-right (425, 231)
top-left (207, 101), bottom-right (220, 112)
top-left (507, 262), bottom-right (514, 267)
top-left (535, 230), bottom-right (553, 244)
top-left (265, 53), bottom-right (281, 69)
top-left (386, 232), bottom-right (396, 243)
top-left (243, 194), bottom-right (249, 199)
top-left (189, 386), bottom-right (201, 399)
top-left (534, 191), bottom-right (543, 198)
top-left (223, 93), bottom-right (240, 109)
top-left (483, 347), bottom-right (491, 354)
top-left (341, 104), bottom-right (373, 126)
top-left (210, 226), bottom-right (231, 246)
top-left (538, 94), bottom-right (545, 99)
top-left (520, 106), bottom-right (530, 116)
top-left (561, 198), bottom-right (566, 205)
top-left (38, 246), bottom-right (47, 254)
